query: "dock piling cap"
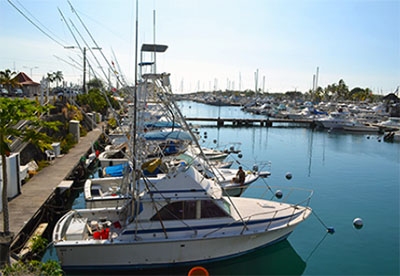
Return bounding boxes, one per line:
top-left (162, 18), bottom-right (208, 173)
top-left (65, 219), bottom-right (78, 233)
top-left (188, 266), bottom-right (209, 276)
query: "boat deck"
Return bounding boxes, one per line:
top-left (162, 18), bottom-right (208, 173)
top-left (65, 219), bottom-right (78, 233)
top-left (0, 125), bottom-right (103, 235)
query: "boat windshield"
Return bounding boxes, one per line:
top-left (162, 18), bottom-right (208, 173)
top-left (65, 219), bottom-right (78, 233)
top-left (150, 199), bottom-right (230, 220)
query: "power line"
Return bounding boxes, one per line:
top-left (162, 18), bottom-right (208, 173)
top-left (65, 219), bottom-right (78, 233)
top-left (7, 0), bottom-right (66, 48)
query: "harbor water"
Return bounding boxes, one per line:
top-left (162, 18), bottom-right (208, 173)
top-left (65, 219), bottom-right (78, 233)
top-left (176, 101), bottom-right (399, 276)
top-left (46, 100), bottom-right (399, 275)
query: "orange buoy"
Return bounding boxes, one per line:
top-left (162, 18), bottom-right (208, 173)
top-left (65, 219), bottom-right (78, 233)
top-left (188, 266), bottom-right (209, 276)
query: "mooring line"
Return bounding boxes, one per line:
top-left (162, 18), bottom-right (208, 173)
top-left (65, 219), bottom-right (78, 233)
top-left (312, 209), bottom-right (335, 234)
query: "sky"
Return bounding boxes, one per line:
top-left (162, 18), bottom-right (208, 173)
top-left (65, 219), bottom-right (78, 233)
top-left (0, 0), bottom-right (399, 94)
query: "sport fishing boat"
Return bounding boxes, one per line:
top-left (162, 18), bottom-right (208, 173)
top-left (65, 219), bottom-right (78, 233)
top-left (52, 44), bottom-right (313, 272)
top-left (315, 111), bottom-right (352, 129)
top-left (53, 161), bottom-right (312, 271)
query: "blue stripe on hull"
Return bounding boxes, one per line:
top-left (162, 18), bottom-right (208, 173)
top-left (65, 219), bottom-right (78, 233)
top-left (121, 212), bottom-right (301, 235)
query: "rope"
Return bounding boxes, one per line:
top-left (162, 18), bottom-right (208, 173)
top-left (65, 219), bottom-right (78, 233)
top-left (312, 210), bottom-right (335, 234)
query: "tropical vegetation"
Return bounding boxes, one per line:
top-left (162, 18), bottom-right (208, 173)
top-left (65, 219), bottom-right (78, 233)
top-left (180, 79), bottom-right (384, 104)
top-left (46, 71), bottom-right (64, 89)
top-left (0, 97), bottom-right (60, 266)
top-left (77, 83), bottom-right (120, 115)
top-left (0, 70), bottom-right (21, 93)
top-left (1, 260), bottom-right (63, 276)
top-left (307, 79), bottom-right (377, 102)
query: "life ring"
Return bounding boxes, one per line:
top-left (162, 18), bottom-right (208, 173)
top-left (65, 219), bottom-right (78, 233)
top-left (188, 266), bottom-right (209, 276)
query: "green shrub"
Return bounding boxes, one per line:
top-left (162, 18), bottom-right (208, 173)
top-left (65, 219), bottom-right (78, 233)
top-left (80, 125), bottom-right (88, 137)
top-left (30, 236), bottom-right (48, 256)
top-left (60, 133), bottom-right (76, 154)
top-left (1, 260), bottom-right (63, 276)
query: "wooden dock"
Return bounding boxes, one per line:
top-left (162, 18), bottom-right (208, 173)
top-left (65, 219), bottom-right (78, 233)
top-left (0, 125), bottom-right (103, 246)
top-left (184, 117), bottom-right (315, 127)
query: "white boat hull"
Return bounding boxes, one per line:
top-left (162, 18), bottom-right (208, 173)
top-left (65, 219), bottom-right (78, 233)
top-left (343, 125), bottom-right (380, 133)
top-left (54, 208), bottom-right (310, 270)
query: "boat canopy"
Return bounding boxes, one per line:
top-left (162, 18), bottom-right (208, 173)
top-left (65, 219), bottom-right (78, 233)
top-left (144, 121), bottom-right (181, 129)
top-left (143, 130), bottom-right (193, 141)
top-left (104, 163), bottom-right (131, 177)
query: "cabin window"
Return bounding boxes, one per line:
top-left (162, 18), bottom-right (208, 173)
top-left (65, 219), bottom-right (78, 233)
top-left (200, 200), bottom-right (229, 218)
top-left (150, 200), bottom-right (229, 221)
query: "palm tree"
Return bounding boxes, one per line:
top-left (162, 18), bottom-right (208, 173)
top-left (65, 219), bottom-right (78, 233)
top-left (337, 79), bottom-right (349, 100)
top-left (0, 98), bottom-right (60, 267)
top-left (46, 72), bottom-right (55, 87)
top-left (53, 71), bottom-right (64, 88)
top-left (0, 69), bottom-right (20, 94)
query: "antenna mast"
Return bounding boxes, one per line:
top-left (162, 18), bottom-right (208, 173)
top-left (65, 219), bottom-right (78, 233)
top-left (153, 10), bottom-right (156, 73)
top-left (133, 0), bottom-right (139, 170)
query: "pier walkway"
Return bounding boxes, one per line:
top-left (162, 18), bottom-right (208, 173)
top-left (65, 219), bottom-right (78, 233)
top-left (184, 117), bottom-right (315, 127)
top-left (0, 125), bottom-right (103, 235)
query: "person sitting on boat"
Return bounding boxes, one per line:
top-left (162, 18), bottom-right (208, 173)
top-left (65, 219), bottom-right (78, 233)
top-left (232, 166), bottom-right (246, 186)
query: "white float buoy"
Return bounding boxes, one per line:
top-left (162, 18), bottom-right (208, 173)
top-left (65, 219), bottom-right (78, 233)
top-left (285, 172), bottom-right (292, 180)
top-left (353, 218), bottom-right (363, 229)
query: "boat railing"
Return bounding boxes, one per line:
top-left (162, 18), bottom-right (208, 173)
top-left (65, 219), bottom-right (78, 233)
top-left (202, 186), bottom-right (313, 237)
top-left (245, 185), bottom-right (313, 228)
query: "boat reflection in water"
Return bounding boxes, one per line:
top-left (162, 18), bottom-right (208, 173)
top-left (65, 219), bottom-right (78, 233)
top-left (202, 240), bottom-right (306, 276)
top-left (58, 240), bottom-right (306, 275)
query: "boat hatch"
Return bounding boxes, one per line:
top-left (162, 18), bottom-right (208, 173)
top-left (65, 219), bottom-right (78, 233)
top-left (257, 202), bottom-right (276, 208)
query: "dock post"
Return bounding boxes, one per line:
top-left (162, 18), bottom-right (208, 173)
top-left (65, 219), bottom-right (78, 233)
top-left (0, 232), bottom-right (14, 268)
top-left (217, 118), bottom-right (224, 127)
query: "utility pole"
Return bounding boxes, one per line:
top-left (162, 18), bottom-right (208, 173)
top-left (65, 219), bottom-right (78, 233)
top-left (23, 66), bottom-right (38, 78)
top-left (64, 46), bottom-right (101, 93)
top-left (83, 47), bottom-right (87, 93)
